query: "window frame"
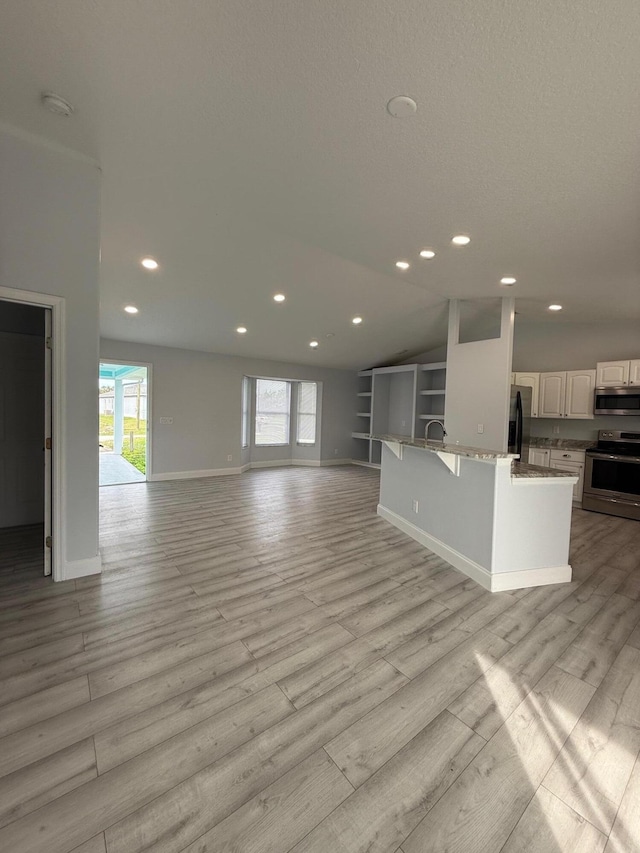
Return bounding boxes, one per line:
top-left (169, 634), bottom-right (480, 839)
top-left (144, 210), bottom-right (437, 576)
top-left (254, 378), bottom-right (291, 447)
top-left (296, 381), bottom-right (318, 446)
top-left (241, 376), bottom-right (250, 449)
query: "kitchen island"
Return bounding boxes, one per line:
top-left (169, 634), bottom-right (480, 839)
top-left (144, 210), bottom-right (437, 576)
top-left (374, 434), bottom-right (578, 591)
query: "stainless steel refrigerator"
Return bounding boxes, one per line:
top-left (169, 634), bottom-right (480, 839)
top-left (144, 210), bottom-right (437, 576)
top-left (508, 385), bottom-right (532, 461)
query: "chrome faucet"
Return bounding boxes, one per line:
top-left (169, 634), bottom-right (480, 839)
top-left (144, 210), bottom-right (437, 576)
top-left (424, 419), bottom-right (447, 442)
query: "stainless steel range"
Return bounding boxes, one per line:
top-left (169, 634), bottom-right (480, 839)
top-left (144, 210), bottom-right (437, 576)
top-left (583, 430), bottom-right (640, 521)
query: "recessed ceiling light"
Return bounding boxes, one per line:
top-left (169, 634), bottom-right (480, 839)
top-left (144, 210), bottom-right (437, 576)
top-left (325, 332), bottom-right (335, 338)
top-left (500, 276), bottom-right (517, 286)
top-left (451, 235), bottom-right (471, 246)
top-left (273, 293), bottom-right (286, 302)
top-left (141, 257), bottom-right (159, 270)
top-left (309, 340), bottom-right (319, 348)
top-left (352, 316), bottom-right (363, 325)
top-left (124, 305), bottom-right (138, 314)
top-left (419, 249), bottom-right (436, 259)
top-left (548, 304), bottom-right (563, 312)
top-left (395, 261), bottom-right (410, 270)
top-left (236, 326), bottom-right (247, 334)
top-left (41, 92), bottom-right (74, 117)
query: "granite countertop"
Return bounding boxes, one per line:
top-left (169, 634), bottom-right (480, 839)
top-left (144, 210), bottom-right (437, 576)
top-left (511, 461), bottom-right (578, 479)
top-left (373, 434), bottom-right (517, 460)
top-left (529, 437), bottom-right (593, 450)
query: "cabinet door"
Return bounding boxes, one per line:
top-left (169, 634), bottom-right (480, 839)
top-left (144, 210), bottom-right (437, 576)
top-left (539, 373), bottom-right (566, 418)
top-left (528, 448), bottom-right (550, 466)
top-left (564, 370), bottom-right (596, 418)
top-left (629, 360), bottom-right (640, 386)
top-left (549, 460), bottom-right (584, 501)
top-left (596, 360), bottom-right (629, 386)
top-left (514, 373), bottom-right (540, 417)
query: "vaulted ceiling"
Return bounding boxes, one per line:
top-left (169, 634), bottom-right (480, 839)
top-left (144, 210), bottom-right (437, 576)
top-left (1, 1), bottom-right (639, 367)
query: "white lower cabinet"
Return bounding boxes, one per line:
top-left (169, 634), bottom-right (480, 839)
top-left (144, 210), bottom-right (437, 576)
top-left (549, 449), bottom-right (585, 503)
top-left (528, 448), bottom-right (550, 467)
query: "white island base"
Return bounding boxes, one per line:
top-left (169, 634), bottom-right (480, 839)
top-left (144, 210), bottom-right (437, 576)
top-left (376, 438), bottom-right (578, 592)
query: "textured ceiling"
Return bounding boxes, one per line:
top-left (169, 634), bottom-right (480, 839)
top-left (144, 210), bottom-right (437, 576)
top-left (1, 0), bottom-right (639, 368)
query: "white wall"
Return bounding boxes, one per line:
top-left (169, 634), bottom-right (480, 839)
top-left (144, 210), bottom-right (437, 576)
top-left (514, 319), bottom-right (640, 440)
top-left (0, 127), bottom-right (101, 575)
top-left (100, 338), bottom-right (356, 477)
top-left (514, 319), bottom-right (640, 371)
top-left (444, 299), bottom-right (514, 451)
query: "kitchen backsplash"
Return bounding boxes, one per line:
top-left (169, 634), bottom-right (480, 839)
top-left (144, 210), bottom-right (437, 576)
top-left (530, 415), bottom-right (640, 442)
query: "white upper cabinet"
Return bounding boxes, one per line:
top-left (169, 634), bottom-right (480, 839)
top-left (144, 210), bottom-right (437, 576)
top-left (629, 360), bottom-right (640, 386)
top-left (514, 372), bottom-right (540, 417)
top-left (596, 360), bottom-right (630, 386)
top-left (539, 370), bottom-right (595, 419)
top-left (539, 372), bottom-right (566, 418)
top-left (564, 370), bottom-right (596, 418)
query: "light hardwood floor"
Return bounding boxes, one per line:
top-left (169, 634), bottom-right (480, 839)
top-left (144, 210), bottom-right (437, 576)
top-left (0, 465), bottom-right (639, 853)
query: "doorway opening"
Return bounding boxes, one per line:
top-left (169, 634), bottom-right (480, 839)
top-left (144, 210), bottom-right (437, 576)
top-left (0, 299), bottom-right (52, 577)
top-left (99, 362), bottom-right (150, 486)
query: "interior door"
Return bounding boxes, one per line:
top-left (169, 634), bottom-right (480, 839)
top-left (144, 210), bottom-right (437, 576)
top-left (0, 328), bottom-right (46, 531)
top-left (44, 309), bottom-right (52, 576)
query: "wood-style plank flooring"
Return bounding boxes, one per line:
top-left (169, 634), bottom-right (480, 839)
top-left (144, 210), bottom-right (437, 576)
top-left (1, 465), bottom-right (639, 852)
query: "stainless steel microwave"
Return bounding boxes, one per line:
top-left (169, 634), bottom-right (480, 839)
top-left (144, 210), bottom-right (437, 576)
top-left (594, 386), bottom-right (640, 415)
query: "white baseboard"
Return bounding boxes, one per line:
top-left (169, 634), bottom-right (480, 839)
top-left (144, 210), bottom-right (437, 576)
top-left (249, 459), bottom-right (293, 469)
top-left (58, 554), bottom-right (102, 582)
top-left (148, 458), bottom-right (354, 480)
top-left (377, 504), bottom-right (572, 592)
top-left (148, 466), bottom-right (245, 481)
top-left (351, 459), bottom-right (381, 469)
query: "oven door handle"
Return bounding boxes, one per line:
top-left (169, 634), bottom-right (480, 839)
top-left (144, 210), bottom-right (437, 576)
top-left (587, 452), bottom-right (640, 464)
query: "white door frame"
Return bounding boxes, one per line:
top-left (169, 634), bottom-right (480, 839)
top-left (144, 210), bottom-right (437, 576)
top-left (0, 286), bottom-right (65, 582)
top-left (99, 358), bottom-right (153, 481)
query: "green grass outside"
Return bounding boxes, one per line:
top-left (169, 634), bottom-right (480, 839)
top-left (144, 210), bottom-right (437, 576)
top-left (100, 414), bottom-right (146, 435)
top-left (122, 437), bottom-right (146, 474)
top-left (99, 414), bottom-right (146, 474)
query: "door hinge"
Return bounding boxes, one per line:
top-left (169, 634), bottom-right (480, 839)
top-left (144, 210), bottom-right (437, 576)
top-left (46, 336), bottom-right (52, 350)
top-left (46, 437), bottom-right (52, 450)
top-left (45, 536), bottom-right (52, 549)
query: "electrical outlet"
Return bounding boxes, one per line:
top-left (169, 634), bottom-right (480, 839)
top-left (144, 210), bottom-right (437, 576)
top-left (552, 425), bottom-right (560, 434)
top-left (412, 499), bottom-right (419, 513)
top-left (159, 417), bottom-right (173, 425)
top-left (477, 423), bottom-right (484, 434)
top-left (227, 454), bottom-right (232, 462)
top-left (335, 449), bottom-right (338, 455)
top-left (401, 420), bottom-right (406, 428)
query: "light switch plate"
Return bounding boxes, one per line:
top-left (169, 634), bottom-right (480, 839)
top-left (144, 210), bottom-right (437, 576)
top-left (159, 417), bottom-right (173, 424)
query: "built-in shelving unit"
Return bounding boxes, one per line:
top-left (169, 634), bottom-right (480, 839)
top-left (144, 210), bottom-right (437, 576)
top-left (351, 369), bottom-right (374, 465)
top-left (414, 362), bottom-right (446, 438)
top-left (352, 362), bottom-right (447, 468)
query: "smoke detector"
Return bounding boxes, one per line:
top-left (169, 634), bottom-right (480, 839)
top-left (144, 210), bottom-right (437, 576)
top-left (387, 96), bottom-right (417, 118)
top-left (41, 92), bottom-right (74, 117)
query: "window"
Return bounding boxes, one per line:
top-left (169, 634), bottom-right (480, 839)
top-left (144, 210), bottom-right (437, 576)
top-left (296, 382), bottom-right (318, 445)
top-left (241, 376), bottom-right (250, 448)
top-left (255, 379), bottom-right (291, 445)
